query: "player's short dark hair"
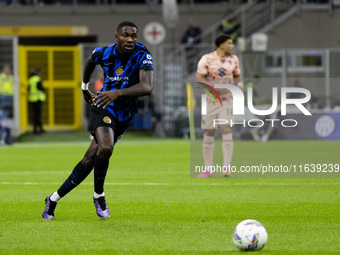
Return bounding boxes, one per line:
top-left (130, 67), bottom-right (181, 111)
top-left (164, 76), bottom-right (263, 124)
top-left (34, 67), bottom-right (41, 74)
top-left (117, 21), bottom-right (138, 32)
top-left (215, 34), bottom-right (232, 48)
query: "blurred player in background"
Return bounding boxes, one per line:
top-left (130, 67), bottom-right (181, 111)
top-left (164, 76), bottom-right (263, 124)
top-left (0, 64), bottom-right (14, 98)
top-left (28, 67), bottom-right (46, 135)
top-left (0, 109), bottom-right (12, 145)
top-left (94, 69), bottom-right (104, 93)
top-left (42, 21), bottom-right (154, 219)
top-left (0, 64), bottom-right (14, 118)
top-left (196, 34), bottom-right (243, 178)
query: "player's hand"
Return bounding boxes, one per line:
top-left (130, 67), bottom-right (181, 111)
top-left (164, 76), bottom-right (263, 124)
top-left (82, 90), bottom-right (95, 105)
top-left (94, 90), bottom-right (121, 109)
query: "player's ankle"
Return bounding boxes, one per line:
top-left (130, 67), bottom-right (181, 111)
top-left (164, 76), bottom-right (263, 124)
top-left (50, 191), bottom-right (60, 202)
top-left (94, 191), bottom-right (105, 199)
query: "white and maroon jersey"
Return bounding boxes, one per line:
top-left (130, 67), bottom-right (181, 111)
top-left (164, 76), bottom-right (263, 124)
top-left (197, 51), bottom-right (241, 80)
top-left (197, 51), bottom-right (241, 100)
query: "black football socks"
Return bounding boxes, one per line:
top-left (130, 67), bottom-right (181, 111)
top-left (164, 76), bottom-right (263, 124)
top-left (57, 161), bottom-right (92, 197)
top-left (93, 155), bottom-right (109, 194)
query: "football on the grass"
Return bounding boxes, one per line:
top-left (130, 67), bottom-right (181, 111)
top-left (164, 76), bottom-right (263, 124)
top-left (232, 219), bottom-right (267, 251)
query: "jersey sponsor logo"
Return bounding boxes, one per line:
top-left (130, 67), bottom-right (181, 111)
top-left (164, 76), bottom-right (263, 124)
top-left (143, 60), bottom-right (153, 65)
top-left (103, 116), bottom-right (112, 124)
top-left (106, 76), bottom-right (129, 82)
top-left (218, 67), bottom-right (227, 77)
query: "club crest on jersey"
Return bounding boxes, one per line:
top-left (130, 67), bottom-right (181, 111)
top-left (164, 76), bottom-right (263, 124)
top-left (103, 116), bottom-right (112, 124)
top-left (116, 67), bottom-right (124, 76)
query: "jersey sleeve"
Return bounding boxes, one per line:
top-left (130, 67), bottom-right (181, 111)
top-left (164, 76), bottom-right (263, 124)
top-left (91, 46), bottom-right (106, 65)
top-left (197, 55), bottom-right (208, 75)
top-left (139, 52), bottom-right (154, 71)
top-left (233, 55), bottom-right (241, 76)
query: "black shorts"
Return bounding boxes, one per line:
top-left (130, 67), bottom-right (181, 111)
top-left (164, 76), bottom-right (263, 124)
top-left (90, 107), bottom-right (134, 144)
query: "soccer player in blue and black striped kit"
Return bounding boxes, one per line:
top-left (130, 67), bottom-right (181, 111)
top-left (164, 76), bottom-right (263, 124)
top-left (42, 21), bottom-right (154, 219)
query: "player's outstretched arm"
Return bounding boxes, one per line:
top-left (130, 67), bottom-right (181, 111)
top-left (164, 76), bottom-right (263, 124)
top-left (94, 69), bottom-right (153, 109)
top-left (121, 69), bottom-right (153, 97)
top-left (196, 72), bottom-right (215, 87)
top-left (196, 72), bottom-right (206, 80)
top-left (82, 55), bottom-right (96, 104)
top-left (234, 74), bottom-right (244, 92)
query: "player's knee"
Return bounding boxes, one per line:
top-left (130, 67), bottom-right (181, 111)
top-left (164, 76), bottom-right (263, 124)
top-left (204, 129), bottom-right (215, 137)
top-left (97, 145), bottom-right (113, 160)
top-left (220, 125), bottom-right (232, 134)
top-left (82, 157), bottom-right (94, 170)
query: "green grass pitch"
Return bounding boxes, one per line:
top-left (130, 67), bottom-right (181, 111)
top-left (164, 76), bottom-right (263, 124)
top-left (0, 131), bottom-right (339, 254)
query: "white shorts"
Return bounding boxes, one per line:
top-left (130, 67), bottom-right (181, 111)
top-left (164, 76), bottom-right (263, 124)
top-left (201, 96), bottom-right (233, 130)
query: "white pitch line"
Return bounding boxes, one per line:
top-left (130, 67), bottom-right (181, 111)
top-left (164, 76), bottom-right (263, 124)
top-left (5, 139), bottom-right (185, 149)
top-left (0, 167), bottom-right (177, 175)
top-left (0, 171), bottom-right (71, 175)
top-left (0, 182), bottom-right (339, 186)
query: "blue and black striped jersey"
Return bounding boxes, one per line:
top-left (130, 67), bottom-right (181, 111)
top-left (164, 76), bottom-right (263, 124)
top-left (91, 43), bottom-right (153, 121)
